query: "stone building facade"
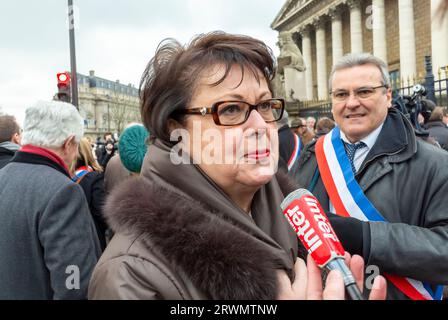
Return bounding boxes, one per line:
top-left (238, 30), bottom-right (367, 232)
top-left (76, 70), bottom-right (141, 138)
top-left (271, 0), bottom-right (448, 102)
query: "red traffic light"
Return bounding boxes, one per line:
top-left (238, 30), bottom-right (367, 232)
top-left (57, 72), bottom-right (71, 86)
top-left (56, 72), bottom-right (71, 103)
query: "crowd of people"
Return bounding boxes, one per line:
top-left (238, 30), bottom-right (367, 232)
top-left (0, 30), bottom-right (447, 300)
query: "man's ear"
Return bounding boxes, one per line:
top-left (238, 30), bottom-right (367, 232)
top-left (12, 133), bottom-right (21, 145)
top-left (63, 135), bottom-right (76, 152)
top-left (386, 88), bottom-right (393, 108)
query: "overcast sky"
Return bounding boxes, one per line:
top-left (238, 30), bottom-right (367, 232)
top-left (0, 0), bottom-right (286, 124)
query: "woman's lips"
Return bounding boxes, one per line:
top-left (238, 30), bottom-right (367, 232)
top-left (245, 149), bottom-right (271, 160)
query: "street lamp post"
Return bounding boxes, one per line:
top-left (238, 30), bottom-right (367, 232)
top-left (68, 0), bottom-right (79, 109)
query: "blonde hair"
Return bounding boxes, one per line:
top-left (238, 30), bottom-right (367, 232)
top-left (77, 137), bottom-right (103, 172)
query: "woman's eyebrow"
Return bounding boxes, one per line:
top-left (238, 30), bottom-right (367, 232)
top-left (217, 92), bottom-right (272, 101)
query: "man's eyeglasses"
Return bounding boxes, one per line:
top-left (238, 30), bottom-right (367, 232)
top-left (179, 98), bottom-right (285, 126)
top-left (330, 85), bottom-right (388, 103)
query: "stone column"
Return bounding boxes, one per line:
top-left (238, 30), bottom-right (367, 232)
top-left (348, 0), bottom-right (363, 53)
top-left (314, 17), bottom-right (328, 100)
top-left (431, 0), bottom-right (448, 77)
top-left (300, 26), bottom-right (314, 100)
top-left (398, 0), bottom-right (417, 82)
top-left (329, 7), bottom-right (343, 66)
top-left (372, 0), bottom-right (388, 62)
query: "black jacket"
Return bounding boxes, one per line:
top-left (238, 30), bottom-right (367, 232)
top-left (426, 121), bottom-right (448, 151)
top-left (296, 108), bottom-right (448, 299)
top-left (78, 171), bottom-right (108, 251)
top-left (0, 147), bottom-right (15, 169)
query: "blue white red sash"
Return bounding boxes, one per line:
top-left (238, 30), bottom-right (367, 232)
top-left (72, 165), bottom-right (93, 182)
top-left (287, 134), bottom-right (302, 172)
top-left (315, 127), bottom-right (443, 300)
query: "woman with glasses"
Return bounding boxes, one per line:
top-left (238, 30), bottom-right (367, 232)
top-left (88, 32), bottom-right (385, 300)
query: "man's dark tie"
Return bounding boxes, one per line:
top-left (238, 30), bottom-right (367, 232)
top-left (344, 141), bottom-right (366, 174)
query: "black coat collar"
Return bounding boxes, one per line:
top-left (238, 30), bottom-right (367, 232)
top-left (426, 121), bottom-right (447, 129)
top-left (0, 146), bottom-right (15, 156)
top-left (10, 151), bottom-right (70, 178)
top-left (362, 108), bottom-right (413, 166)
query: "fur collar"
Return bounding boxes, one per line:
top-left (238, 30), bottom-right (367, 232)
top-left (105, 171), bottom-right (301, 300)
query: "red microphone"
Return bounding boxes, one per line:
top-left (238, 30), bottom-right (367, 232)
top-left (281, 188), bottom-right (364, 300)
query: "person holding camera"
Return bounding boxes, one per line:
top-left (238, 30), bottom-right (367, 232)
top-left (296, 53), bottom-right (448, 300)
top-left (97, 132), bottom-right (116, 170)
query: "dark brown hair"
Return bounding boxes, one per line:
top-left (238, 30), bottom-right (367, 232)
top-left (139, 31), bottom-right (277, 144)
top-left (0, 115), bottom-right (20, 143)
top-left (103, 132), bottom-right (113, 140)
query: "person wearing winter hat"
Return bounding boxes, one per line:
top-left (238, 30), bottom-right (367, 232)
top-left (118, 124), bottom-right (149, 174)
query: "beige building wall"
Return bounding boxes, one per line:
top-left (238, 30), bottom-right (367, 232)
top-left (341, 7), bottom-right (351, 55)
top-left (76, 71), bottom-right (141, 138)
top-left (361, 0), bottom-right (373, 54)
top-left (414, 0), bottom-right (432, 77)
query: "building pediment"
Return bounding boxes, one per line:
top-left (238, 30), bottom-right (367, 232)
top-left (271, 0), bottom-right (314, 30)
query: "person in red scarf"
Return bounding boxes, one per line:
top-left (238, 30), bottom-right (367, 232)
top-left (0, 100), bottom-right (101, 299)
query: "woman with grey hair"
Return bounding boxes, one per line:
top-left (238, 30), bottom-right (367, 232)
top-left (0, 100), bottom-right (101, 299)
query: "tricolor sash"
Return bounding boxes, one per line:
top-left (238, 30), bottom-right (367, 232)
top-left (287, 134), bottom-right (302, 172)
top-left (315, 127), bottom-right (443, 300)
top-left (72, 165), bottom-right (93, 183)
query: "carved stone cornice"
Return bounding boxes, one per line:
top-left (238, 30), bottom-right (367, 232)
top-left (346, 0), bottom-right (361, 10)
top-left (297, 24), bottom-right (313, 37)
top-left (328, 6), bottom-right (343, 20)
top-left (311, 15), bottom-right (328, 30)
top-left (272, 0), bottom-right (324, 31)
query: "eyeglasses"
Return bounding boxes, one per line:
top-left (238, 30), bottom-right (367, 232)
top-left (330, 85), bottom-right (388, 103)
top-left (180, 98), bottom-right (285, 126)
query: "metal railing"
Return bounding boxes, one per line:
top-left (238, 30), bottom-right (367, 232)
top-left (291, 100), bottom-right (332, 119)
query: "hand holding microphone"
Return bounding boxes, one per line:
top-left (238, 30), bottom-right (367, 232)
top-left (281, 188), bottom-right (367, 300)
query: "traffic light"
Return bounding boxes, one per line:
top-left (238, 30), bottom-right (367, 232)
top-left (56, 72), bottom-right (71, 103)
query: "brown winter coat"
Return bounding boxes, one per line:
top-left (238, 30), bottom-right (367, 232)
top-left (88, 140), bottom-right (302, 300)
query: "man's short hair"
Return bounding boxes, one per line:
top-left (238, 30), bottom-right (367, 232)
top-left (21, 101), bottom-right (84, 148)
top-left (0, 115), bottom-right (21, 143)
top-left (329, 53), bottom-right (391, 92)
top-left (316, 117), bottom-right (335, 134)
top-left (290, 118), bottom-right (305, 129)
top-left (306, 116), bottom-right (316, 122)
top-left (429, 106), bottom-right (448, 122)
